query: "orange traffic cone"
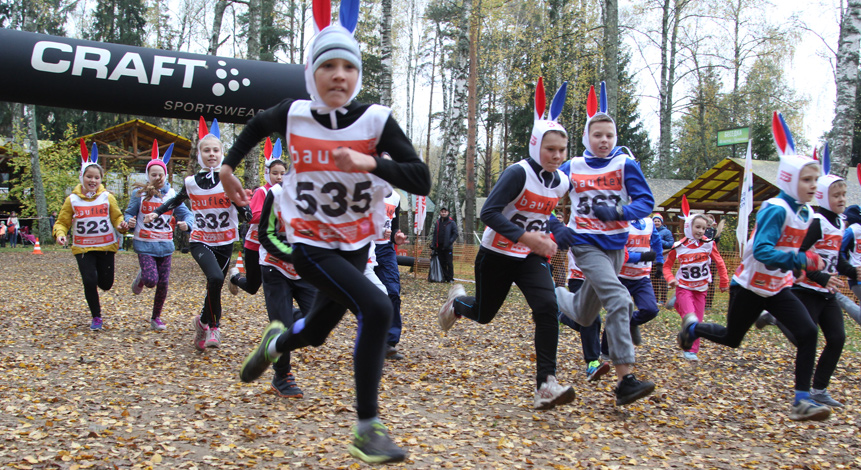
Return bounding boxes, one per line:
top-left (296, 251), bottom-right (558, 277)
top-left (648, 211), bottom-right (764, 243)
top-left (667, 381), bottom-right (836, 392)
top-left (236, 254), bottom-right (246, 274)
top-left (32, 238), bottom-right (43, 255)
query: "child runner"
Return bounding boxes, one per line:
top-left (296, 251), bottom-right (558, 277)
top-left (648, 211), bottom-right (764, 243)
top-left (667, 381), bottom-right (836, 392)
top-left (437, 78), bottom-right (577, 409)
top-left (227, 138), bottom-right (282, 296)
top-left (125, 140), bottom-right (194, 330)
top-left (53, 141), bottom-right (128, 330)
top-left (255, 156), bottom-right (318, 398)
top-left (557, 248), bottom-right (610, 381)
top-left (226, 0), bottom-right (431, 462)
top-left (677, 112), bottom-right (831, 421)
top-left (374, 188), bottom-right (407, 360)
top-left (837, 203), bottom-right (861, 326)
top-left (764, 148), bottom-right (855, 408)
top-left (145, 118), bottom-right (250, 350)
top-left (662, 198), bottom-right (729, 361)
top-left (614, 216), bottom-right (661, 349)
top-left (555, 82), bottom-right (656, 406)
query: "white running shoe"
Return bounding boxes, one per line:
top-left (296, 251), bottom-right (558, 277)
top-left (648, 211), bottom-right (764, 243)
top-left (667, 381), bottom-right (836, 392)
top-left (131, 270), bottom-right (143, 295)
top-left (227, 267), bottom-right (240, 295)
top-left (205, 327), bottom-right (221, 348)
top-left (789, 398), bottom-right (831, 421)
top-left (193, 315), bottom-right (208, 351)
top-left (534, 375), bottom-right (576, 410)
top-left (438, 284), bottom-right (465, 331)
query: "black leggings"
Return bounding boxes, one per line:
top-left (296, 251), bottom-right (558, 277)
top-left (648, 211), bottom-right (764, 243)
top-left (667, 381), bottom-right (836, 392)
top-left (694, 285), bottom-right (818, 391)
top-left (233, 246), bottom-right (262, 294)
top-left (453, 248), bottom-right (560, 389)
top-left (261, 266), bottom-right (318, 375)
top-left (189, 242), bottom-right (232, 328)
top-left (275, 243), bottom-right (393, 420)
top-left (74, 251), bottom-right (115, 318)
top-left (773, 289), bottom-right (846, 390)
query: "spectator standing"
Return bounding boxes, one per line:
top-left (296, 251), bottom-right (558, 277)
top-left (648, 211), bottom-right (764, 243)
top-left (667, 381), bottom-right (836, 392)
top-left (7, 211), bottom-right (18, 248)
top-left (652, 213), bottom-right (674, 304)
top-left (431, 208), bottom-right (458, 282)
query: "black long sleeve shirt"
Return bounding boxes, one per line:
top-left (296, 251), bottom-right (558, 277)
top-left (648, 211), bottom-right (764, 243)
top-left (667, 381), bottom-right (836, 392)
top-left (794, 207), bottom-right (857, 298)
top-left (153, 171), bottom-right (251, 222)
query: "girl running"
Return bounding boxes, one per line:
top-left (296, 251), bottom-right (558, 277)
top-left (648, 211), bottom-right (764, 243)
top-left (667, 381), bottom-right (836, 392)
top-left (53, 140), bottom-right (128, 330)
top-left (125, 140), bottom-right (194, 330)
top-left (226, 0), bottom-right (431, 462)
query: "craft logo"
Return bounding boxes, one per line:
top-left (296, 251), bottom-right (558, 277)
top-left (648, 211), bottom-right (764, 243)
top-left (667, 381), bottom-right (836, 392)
top-left (778, 170), bottom-right (792, 182)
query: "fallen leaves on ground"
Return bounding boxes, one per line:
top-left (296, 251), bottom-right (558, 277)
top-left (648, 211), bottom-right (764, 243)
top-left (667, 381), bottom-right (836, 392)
top-left (0, 251), bottom-right (859, 469)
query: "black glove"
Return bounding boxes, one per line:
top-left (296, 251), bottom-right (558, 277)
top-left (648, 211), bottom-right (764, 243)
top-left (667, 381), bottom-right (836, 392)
top-left (592, 204), bottom-right (623, 222)
top-left (639, 250), bottom-right (657, 262)
top-left (546, 217), bottom-right (575, 249)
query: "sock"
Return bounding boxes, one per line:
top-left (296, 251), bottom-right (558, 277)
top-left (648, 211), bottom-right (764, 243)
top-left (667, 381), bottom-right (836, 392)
top-left (794, 390), bottom-right (810, 405)
top-left (266, 334), bottom-right (283, 360)
top-left (357, 417), bottom-right (382, 434)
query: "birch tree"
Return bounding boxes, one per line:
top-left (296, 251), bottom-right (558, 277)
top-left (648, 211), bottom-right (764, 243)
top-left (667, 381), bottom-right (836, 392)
top-left (830, 0), bottom-right (861, 177)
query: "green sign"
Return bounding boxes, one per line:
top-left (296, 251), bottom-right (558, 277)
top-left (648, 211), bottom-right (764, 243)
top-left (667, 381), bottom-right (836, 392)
top-left (717, 127), bottom-right (749, 147)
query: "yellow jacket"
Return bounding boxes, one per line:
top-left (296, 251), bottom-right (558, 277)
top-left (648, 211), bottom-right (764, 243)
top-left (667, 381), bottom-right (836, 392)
top-left (54, 184), bottom-right (126, 255)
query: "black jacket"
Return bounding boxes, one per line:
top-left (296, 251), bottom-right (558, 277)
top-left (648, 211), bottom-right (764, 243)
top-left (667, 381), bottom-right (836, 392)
top-left (431, 216), bottom-right (458, 250)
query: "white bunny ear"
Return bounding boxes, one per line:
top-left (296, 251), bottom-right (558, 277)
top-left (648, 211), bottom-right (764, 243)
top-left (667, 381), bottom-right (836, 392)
top-left (549, 81), bottom-right (568, 122)
top-left (339, 0), bottom-right (360, 33)
top-left (534, 77), bottom-right (546, 121)
top-left (313, 0), bottom-right (331, 33)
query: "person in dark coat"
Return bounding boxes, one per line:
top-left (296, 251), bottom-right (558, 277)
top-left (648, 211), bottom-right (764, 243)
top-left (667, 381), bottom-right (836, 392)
top-left (651, 213), bottom-right (674, 303)
top-left (431, 208), bottom-right (458, 282)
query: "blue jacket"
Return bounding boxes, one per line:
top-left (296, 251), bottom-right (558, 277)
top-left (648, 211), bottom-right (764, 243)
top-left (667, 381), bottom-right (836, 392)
top-left (654, 224), bottom-right (674, 251)
top-left (124, 182), bottom-right (194, 257)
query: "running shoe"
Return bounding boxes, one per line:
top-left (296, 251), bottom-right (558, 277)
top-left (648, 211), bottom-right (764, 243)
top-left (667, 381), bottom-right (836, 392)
top-left (789, 398), bottom-right (831, 421)
top-left (90, 317), bottom-right (103, 331)
top-left (271, 372), bottom-right (303, 398)
top-left (205, 327), bottom-right (221, 348)
top-left (586, 361), bottom-right (611, 382)
top-left (534, 375), bottom-right (576, 410)
top-left (227, 267), bottom-right (240, 295)
top-left (809, 389), bottom-right (844, 408)
top-left (151, 317), bottom-right (166, 331)
top-left (614, 374), bottom-right (655, 406)
top-left (239, 321), bottom-right (286, 383)
top-left (754, 311), bottom-right (777, 330)
top-left (347, 422), bottom-right (407, 464)
top-left (677, 313), bottom-right (697, 351)
top-left (438, 284), bottom-right (465, 331)
top-left (131, 270), bottom-right (143, 295)
top-left (385, 344), bottom-right (405, 361)
top-left (683, 351), bottom-right (699, 361)
top-left (193, 315), bottom-right (208, 351)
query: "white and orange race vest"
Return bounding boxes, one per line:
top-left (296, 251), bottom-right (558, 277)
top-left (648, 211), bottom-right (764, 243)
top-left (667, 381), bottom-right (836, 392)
top-left (567, 155), bottom-right (629, 236)
top-left (134, 189), bottom-right (176, 243)
top-left (619, 218), bottom-right (654, 280)
top-left (797, 213), bottom-right (843, 293)
top-left (847, 224), bottom-right (861, 267)
top-left (673, 238), bottom-right (715, 291)
top-left (375, 191), bottom-right (401, 244)
top-left (733, 198), bottom-right (813, 297)
top-left (258, 185), bottom-right (301, 280)
top-left (245, 185), bottom-right (270, 248)
top-left (280, 101), bottom-right (391, 251)
top-left (567, 249), bottom-right (584, 280)
top-left (186, 175), bottom-right (238, 246)
top-left (480, 159), bottom-right (567, 258)
top-left (70, 192), bottom-right (118, 248)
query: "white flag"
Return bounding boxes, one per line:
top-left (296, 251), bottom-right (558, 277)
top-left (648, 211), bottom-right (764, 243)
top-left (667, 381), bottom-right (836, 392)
top-left (736, 140), bottom-right (754, 256)
top-left (414, 150), bottom-right (427, 235)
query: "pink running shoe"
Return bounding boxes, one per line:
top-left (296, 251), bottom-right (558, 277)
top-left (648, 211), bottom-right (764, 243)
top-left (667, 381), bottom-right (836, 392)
top-left (205, 327), bottom-right (221, 348)
top-left (193, 315), bottom-right (208, 351)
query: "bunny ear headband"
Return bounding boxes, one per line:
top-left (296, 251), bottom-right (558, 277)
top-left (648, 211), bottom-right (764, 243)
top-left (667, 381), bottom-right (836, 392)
top-left (305, 0), bottom-right (363, 125)
top-left (146, 139), bottom-right (174, 181)
top-left (582, 81), bottom-right (617, 156)
top-left (79, 138), bottom-right (100, 181)
top-left (197, 116), bottom-right (223, 175)
top-left (528, 77), bottom-right (568, 162)
top-left (263, 137), bottom-right (284, 185)
top-left (813, 141), bottom-right (845, 212)
top-left (772, 111), bottom-right (818, 202)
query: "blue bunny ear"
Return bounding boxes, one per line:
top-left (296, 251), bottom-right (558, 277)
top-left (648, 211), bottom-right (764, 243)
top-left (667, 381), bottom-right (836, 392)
top-left (273, 138), bottom-right (283, 159)
top-left (90, 143), bottom-right (99, 162)
top-left (823, 142), bottom-right (830, 175)
top-left (599, 82), bottom-right (608, 114)
top-left (210, 118), bottom-right (221, 139)
top-left (549, 81), bottom-right (568, 122)
top-left (778, 113), bottom-right (795, 155)
top-left (163, 143), bottom-right (174, 165)
top-left (339, 0), bottom-right (360, 33)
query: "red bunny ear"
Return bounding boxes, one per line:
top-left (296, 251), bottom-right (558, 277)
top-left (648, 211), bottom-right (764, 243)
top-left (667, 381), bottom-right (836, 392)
top-left (586, 85), bottom-right (597, 118)
top-left (681, 194), bottom-right (690, 217)
top-left (856, 164), bottom-right (861, 188)
top-left (812, 147), bottom-right (818, 161)
top-left (151, 139), bottom-right (159, 160)
top-left (198, 117), bottom-right (207, 141)
top-left (313, 0), bottom-right (331, 32)
top-left (79, 138), bottom-right (88, 161)
top-left (534, 77), bottom-right (546, 121)
top-left (264, 137), bottom-right (273, 159)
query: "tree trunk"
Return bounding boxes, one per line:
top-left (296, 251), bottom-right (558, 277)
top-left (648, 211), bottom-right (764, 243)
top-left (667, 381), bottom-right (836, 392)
top-left (658, 0), bottom-right (682, 176)
top-left (465, 0), bottom-right (477, 240)
top-left (831, 0), bottom-right (861, 178)
top-left (208, 0), bottom-right (230, 55)
top-left (243, 0), bottom-right (261, 189)
top-left (425, 27), bottom-right (439, 168)
top-left (440, 14), bottom-right (467, 238)
top-left (380, 0), bottom-right (393, 107)
top-left (603, 0), bottom-right (619, 116)
top-left (25, 104), bottom-right (50, 242)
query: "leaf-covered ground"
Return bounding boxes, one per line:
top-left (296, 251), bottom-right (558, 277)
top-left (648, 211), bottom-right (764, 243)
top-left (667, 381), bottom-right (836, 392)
top-left (1, 249), bottom-right (859, 469)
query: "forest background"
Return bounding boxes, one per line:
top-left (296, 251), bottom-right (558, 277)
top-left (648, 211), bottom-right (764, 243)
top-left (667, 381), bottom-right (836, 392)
top-left (1, 0), bottom-right (860, 244)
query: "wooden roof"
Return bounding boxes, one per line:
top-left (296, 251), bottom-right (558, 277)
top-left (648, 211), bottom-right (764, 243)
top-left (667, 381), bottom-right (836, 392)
top-left (78, 119), bottom-right (193, 165)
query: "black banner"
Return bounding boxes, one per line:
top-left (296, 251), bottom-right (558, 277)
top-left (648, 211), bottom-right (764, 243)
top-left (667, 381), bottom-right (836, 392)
top-left (0, 28), bottom-right (308, 124)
